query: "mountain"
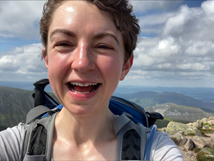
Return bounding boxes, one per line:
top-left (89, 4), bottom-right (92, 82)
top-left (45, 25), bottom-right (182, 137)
top-left (0, 86), bottom-right (58, 128)
top-left (1, 86), bottom-right (214, 129)
top-left (115, 91), bottom-right (214, 113)
top-left (115, 86), bottom-right (214, 102)
top-left (0, 81), bottom-right (53, 92)
top-left (0, 86), bottom-right (34, 127)
top-left (145, 103), bottom-right (213, 122)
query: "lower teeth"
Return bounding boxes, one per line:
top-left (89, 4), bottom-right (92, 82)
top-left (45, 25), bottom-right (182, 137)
top-left (71, 89), bottom-right (90, 94)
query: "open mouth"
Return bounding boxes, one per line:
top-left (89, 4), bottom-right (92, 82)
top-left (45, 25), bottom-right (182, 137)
top-left (67, 82), bottom-right (100, 94)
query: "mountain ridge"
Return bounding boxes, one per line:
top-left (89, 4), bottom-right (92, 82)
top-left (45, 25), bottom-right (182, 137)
top-left (0, 86), bottom-right (214, 129)
top-left (145, 103), bottom-right (213, 122)
top-left (116, 91), bottom-right (214, 112)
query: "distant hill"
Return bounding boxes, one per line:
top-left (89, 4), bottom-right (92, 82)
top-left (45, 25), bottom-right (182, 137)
top-left (1, 86), bottom-right (214, 130)
top-left (115, 86), bottom-right (214, 102)
top-left (145, 103), bottom-right (214, 122)
top-left (0, 86), bottom-right (33, 128)
top-left (0, 86), bottom-right (58, 129)
top-left (116, 91), bottom-right (214, 112)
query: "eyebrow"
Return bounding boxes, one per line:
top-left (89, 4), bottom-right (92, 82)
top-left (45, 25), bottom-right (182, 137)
top-left (49, 29), bottom-right (119, 45)
top-left (50, 29), bottom-right (76, 42)
top-left (94, 33), bottom-right (120, 45)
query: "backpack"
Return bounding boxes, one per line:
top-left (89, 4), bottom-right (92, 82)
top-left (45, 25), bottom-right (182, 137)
top-left (22, 79), bottom-right (163, 161)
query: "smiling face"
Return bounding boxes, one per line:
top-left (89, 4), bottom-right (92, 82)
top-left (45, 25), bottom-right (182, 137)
top-left (44, 1), bottom-right (133, 115)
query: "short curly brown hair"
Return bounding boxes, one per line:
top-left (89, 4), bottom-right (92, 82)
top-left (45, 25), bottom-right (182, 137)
top-left (40, 0), bottom-right (140, 62)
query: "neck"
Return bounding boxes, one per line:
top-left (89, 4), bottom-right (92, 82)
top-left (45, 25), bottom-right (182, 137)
top-left (54, 105), bottom-right (117, 146)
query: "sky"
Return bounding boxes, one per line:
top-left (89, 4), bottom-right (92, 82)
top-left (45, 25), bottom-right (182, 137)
top-left (0, 0), bottom-right (214, 87)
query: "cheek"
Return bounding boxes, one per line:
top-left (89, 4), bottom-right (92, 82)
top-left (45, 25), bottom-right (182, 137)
top-left (47, 53), bottom-right (70, 84)
top-left (98, 56), bottom-right (123, 81)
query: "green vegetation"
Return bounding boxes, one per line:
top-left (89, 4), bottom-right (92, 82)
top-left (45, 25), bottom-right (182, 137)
top-left (197, 124), bottom-right (214, 134)
top-left (199, 128), bottom-right (214, 134)
top-left (0, 125), bottom-right (7, 131)
top-left (0, 87), bottom-right (40, 127)
top-left (197, 151), bottom-right (214, 161)
top-left (195, 145), bottom-right (214, 161)
top-left (182, 132), bottom-right (196, 136)
top-left (194, 147), bottom-right (202, 153)
top-left (0, 86), bottom-right (59, 128)
top-left (196, 147), bottom-right (214, 161)
top-left (155, 119), bottom-right (170, 128)
top-left (155, 117), bottom-right (190, 128)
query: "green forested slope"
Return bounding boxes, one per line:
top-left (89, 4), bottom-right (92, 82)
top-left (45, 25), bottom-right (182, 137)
top-left (0, 86), bottom-right (58, 129)
top-left (0, 86), bottom-right (34, 127)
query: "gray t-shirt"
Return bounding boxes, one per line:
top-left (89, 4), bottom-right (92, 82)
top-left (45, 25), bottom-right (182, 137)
top-left (0, 123), bottom-right (184, 161)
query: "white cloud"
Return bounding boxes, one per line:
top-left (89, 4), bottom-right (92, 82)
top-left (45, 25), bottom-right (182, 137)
top-left (162, 1), bottom-right (214, 41)
top-left (0, 1), bottom-right (45, 40)
top-left (139, 11), bottom-right (177, 35)
top-left (185, 41), bottom-right (214, 56)
top-left (126, 0), bottom-right (214, 87)
top-left (0, 0), bottom-right (214, 87)
top-left (0, 55), bottom-right (19, 71)
top-left (201, 0), bottom-right (214, 15)
top-left (0, 43), bottom-right (47, 81)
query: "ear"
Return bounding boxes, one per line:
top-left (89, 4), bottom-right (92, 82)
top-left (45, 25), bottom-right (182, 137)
top-left (42, 48), bottom-right (48, 68)
top-left (120, 54), bottom-right (133, 81)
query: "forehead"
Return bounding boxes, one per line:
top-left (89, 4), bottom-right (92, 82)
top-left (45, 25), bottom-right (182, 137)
top-left (49, 1), bottom-right (122, 40)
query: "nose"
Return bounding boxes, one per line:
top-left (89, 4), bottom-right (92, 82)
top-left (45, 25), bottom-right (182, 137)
top-left (71, 43), bottom-right (95, 73)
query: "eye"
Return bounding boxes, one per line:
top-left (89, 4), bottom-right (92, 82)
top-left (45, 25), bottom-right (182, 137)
top-left (56, 42), bottom-right (72, 47)
top-left (97, 44), bottom-right (113, 50)
top-left (54, 41), bottom-right (75, 53)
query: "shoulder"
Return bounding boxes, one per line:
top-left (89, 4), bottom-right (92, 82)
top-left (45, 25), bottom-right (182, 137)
top-left (150, 131), bottom-right (184, 161)
top-left (0, 123), bottom-right (28, 161)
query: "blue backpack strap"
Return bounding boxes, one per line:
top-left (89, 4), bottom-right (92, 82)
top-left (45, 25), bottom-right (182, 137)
top-left (114, 113), bottom-right (150, 160)
top-left (144, 125), bottom-right (157, 160)
top-left (110, 96), bottom-right (149, 127)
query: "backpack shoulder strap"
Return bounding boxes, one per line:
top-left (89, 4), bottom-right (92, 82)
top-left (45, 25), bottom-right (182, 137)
top-left (22, 111), bottom-right (58, 161)
top-left (114, 113), bottom-right (150, 160)
top-left (23, 110), bottom-right (154, 160)
top-left (26, 105), bottom-right (52, 124)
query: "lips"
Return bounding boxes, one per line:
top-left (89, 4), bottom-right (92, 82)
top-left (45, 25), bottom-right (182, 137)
top-left (67, 82), bottom-right (100, 94)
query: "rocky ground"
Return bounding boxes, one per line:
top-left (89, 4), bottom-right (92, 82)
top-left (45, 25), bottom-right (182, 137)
top-left (158, 116), bottom-right (214, 161)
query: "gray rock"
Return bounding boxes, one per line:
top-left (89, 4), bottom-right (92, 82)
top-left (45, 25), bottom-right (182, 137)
top-left (166, 122), bottom-right (202, 136)
top-left (201, 118), bottom-right (208, 124)
top-left (184, 126), bottom-right (202, 136)
top-left (166, 122), bottom-right (189, 135)
top-left (170, 133), bottom-right (187, 146)
top-left (192, 136), bottom-right (207, 148)
top-left (205, 125), bottom-right (209, 129)
top-left (180, 137), bottom-right (188, 146)
top-left (208, 116), bottom-right (214, 120)
top-left (184, 139), bottom-right (196, 151)
top-left (196, 120), bottom-right (203, 129)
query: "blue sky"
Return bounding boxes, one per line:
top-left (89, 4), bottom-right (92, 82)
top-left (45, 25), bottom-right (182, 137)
top-left (0, 0), bottom-right (214, 87)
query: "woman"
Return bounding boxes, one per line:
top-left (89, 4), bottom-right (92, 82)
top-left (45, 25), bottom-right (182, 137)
top-left (0, 0), bottom-right (183, 160)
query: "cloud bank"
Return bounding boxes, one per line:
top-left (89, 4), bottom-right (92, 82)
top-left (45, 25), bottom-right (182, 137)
top-left (122, 0), bottom-right (214, 87)
top-left (0, 43), bottom-right (47, 81)
top-left (0, 1), bottom-right (214, 87)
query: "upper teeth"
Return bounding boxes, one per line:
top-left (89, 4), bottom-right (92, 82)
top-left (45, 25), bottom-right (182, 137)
top-left (71, 82), bottom-right (97, 87)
